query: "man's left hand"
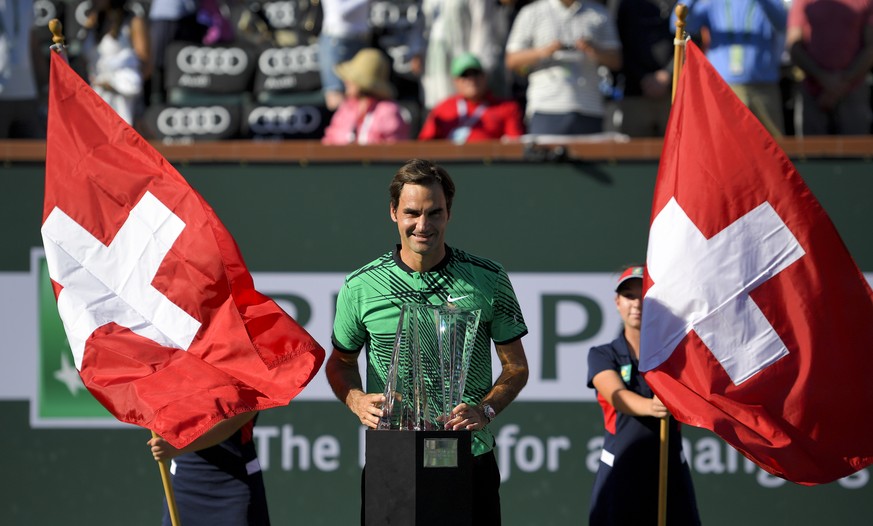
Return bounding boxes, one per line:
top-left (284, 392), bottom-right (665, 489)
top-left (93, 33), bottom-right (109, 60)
top-left (445, 403), bottom-right (487, 431)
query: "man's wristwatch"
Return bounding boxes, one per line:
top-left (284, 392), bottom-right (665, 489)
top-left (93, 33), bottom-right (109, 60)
top-left (481, 404), bottom-right (496, 423)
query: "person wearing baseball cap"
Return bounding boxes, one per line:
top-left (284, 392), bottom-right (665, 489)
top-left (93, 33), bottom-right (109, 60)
top-left (614, 264), bottom-right (644, 292)
top-left (586, 265), bottom-right (702, 525)
top-left (418, 52), bottom-right (524, 144)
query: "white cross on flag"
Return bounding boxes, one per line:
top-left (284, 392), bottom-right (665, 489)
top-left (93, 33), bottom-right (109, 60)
top-left (40, 52), bottom-right (325, 448)
top-left (640, 41), bottom-right (873, 485)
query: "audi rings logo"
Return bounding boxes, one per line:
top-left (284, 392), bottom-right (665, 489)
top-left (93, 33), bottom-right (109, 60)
top-left (263, 1), bottom-right (298, 29)
top-left (74, 1), bottom-right (92, 25)
top-left (248, 106), bottom-right (321, 135)
top-left (258, 45), bottom-right (319, 76)
top-left (176, 46), bottom-right (249, 76)
top-left (370, 1), bottom-right (420, 28)
top-left (157, 106), bottom-right (233, 136)
top-left (33, 0), bottom-right (58, 27)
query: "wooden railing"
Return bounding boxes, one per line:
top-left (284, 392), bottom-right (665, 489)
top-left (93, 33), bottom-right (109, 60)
top-left (3, 137), bottom-right (872, 164)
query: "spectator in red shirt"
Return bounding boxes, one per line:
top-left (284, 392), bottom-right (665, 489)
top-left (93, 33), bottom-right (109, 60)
top-left (418, 53), bottom-right (525, 143)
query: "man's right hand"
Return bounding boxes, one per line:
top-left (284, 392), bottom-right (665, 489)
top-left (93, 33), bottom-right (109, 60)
top-left (346, 390), bottom-right (387, 428)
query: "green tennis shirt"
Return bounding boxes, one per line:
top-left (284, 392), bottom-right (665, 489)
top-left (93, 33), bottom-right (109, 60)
top-left (332, 245), bottom-right (528, 456)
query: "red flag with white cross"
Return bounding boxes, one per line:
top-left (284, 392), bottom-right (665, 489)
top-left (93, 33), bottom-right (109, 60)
top-left (40, 51), bottom-right (324, 448)
top-left (640, 41), bottom-right (873, 485)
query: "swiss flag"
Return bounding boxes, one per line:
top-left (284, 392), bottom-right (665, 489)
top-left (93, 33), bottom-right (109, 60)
top-left (40, 52), bottom-right (325, 448)
top-left (640, 41), bottom-right (873, 485)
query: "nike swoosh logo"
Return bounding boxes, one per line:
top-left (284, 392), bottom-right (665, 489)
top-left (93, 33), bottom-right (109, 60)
top-left (446, 295), bottom-right (469, 303)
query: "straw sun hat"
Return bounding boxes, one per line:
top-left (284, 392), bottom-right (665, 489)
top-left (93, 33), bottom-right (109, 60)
top-left (334, 48), bottom-right (396, 100)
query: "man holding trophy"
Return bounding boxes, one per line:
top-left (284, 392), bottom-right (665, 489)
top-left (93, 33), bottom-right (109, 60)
top-left (326, 159), bottom-right (529, 524)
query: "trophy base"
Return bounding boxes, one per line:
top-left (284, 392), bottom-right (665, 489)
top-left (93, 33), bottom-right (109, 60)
top-left (364, 429), bottom-right (473, 526)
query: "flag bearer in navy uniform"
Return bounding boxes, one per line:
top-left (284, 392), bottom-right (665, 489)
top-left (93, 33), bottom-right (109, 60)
top-left (587, 266), bottom-right (701, 525)
top-left (148, 411), bottom-right (270, 526)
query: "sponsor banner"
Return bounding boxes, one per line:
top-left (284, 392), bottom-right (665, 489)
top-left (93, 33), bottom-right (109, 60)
top-left (143, 103), bottom-right (241, 141)
top-left (254, 44), bottom-right (322, 94)
top-left (243, 104), bottom-right (330, 139)
top-left (165, 42), bottom-right (257, 93)
top-left (20, 247), bottom-right (873, 429)
top-left (27, 251), bottom-right (622, 425)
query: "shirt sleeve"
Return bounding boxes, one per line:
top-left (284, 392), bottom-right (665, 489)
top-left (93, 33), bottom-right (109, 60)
top-left (490, 266), bottom-right (528, 344)
top-left (587, 344), bottom-right (616, 389)
top-left (505, 5), bottom-right (534, 53)
top-left (331, 279), bottom-right (366, 352)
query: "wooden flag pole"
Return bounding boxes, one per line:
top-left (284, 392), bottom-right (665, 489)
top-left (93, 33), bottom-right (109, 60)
top-left (152, 431), bottom-right (183, 526)
top-left (47, 19), bottom-right (69, 62)
top-left (659, 7), bottom-right (688, 526)
top-left (657, 419), bottom-right (670, 526)
top-left (672, 4), bottom-right (689, 104)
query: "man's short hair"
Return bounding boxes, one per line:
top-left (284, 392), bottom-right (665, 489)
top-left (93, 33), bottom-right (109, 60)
top-left (389, 159), bottom-right (456, 212)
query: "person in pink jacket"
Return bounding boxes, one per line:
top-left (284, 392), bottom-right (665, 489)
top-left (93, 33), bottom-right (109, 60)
top-left (322, 48), bottom-right (411, 145)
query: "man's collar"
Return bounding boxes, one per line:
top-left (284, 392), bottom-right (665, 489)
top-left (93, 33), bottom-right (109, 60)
top-left (392, 244), bottom-right (452, 273)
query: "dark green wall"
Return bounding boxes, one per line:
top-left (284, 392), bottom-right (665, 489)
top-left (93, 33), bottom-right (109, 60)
top-left (7, 158), bottom-right (873, 272)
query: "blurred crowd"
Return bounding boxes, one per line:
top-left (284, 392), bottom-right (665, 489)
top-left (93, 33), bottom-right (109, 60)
top-left (1, 0), bottom-right (872, 142)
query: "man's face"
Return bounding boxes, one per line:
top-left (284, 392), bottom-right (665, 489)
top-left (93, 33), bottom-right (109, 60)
top-left (390, 183), bottom-right (450, 258)
top-left (453, 69), bottom-right (487, 100)
top-left (615, 280), bottom-right (643, 330)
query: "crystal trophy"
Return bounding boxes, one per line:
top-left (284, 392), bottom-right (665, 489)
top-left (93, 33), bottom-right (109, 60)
top-left (378, 303), bottom-right (481, 431)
